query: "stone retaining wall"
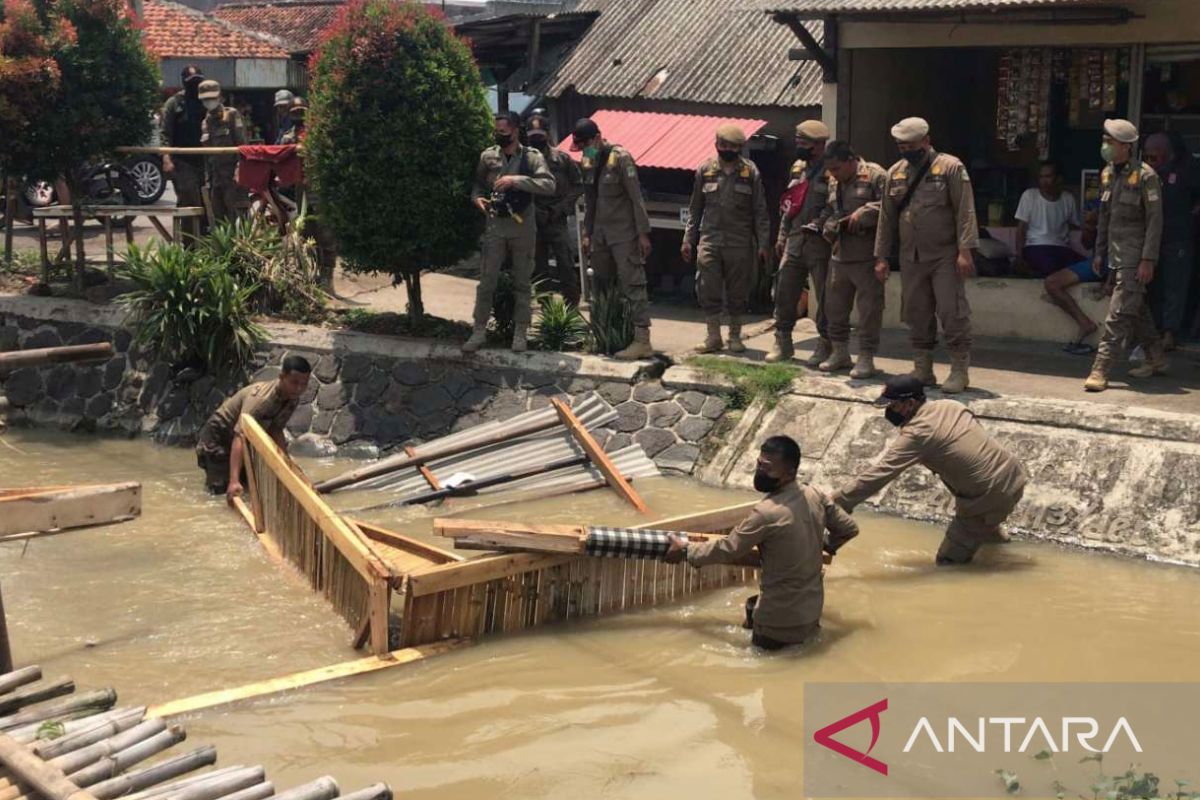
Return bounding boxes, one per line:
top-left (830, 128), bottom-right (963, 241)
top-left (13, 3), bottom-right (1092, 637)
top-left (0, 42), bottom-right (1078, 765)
top-left (0, 297), bottom-right (728, 474)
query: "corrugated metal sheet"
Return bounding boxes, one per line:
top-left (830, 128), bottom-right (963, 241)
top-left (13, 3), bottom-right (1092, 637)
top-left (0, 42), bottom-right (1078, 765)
top-left (539, 0), bottom-right (822, 108)
top-left (559, 109), bottom-right (768, 170)
top-left (760, 0), bottom-right (1104, 11)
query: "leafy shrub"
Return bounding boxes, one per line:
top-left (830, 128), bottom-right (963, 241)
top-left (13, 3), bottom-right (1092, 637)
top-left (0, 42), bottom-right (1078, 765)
top-left (534, 293), bottom-right (588, 352)
top-left (305, 0), bottom-right (492, 319)
top-left (198, 217), bottom-right (325, 322)
top-left (338, 308), bottom-right (472, 340)
top-left (586, 282), bottom-right (635, 355)
top-left (117, 242), bottom-right (265, 375)
top-left (688, 356), bottom-right (800, 410)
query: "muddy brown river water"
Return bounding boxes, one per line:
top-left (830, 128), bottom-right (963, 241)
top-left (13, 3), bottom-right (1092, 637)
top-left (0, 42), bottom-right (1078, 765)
top-left (3, 430), bottom-right (1200, 799)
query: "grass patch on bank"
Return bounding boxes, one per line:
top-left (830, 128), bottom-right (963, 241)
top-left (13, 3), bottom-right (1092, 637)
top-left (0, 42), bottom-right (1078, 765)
top-left (687, 356), bottom-right (801, 410)
top-left (337, 308), bottom-right (474, 341)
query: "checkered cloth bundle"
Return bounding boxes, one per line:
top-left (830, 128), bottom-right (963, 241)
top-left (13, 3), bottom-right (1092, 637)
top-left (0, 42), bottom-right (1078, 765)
top-left (584, 527), bottom-right (687, 560)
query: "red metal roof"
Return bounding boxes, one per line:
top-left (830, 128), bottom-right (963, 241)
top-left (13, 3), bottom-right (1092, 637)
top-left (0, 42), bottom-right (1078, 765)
top-left (560, 110), bottom-right (768, 172)
top-left (142, 0), bottom-right (291, 60)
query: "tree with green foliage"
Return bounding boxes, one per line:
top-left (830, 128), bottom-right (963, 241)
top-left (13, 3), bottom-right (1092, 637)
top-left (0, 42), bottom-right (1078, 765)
top-left (0, 0), bottom-right (158, 282)
top-left (305, 0), bottom-right (492, 320)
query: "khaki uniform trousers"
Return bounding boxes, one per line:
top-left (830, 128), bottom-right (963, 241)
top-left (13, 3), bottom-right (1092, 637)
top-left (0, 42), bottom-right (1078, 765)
top-left (590, 237), bottom-right (651, 328)
top-left (1096, 269), bottom-right (1160, 366)
top-left (901, 255), bottom-right (972, 352)
top-left (170, 159), bottom-right (205, 239)
top-left (937, 486), bottom-right (1024, 564)
top-left (476, 223), bottom-right (536, 329)
top-left (826, 259), bottom-right (884, 354)
top-left (696, 241), bottom-right (755, 318)
top-left (534, 219), bottom-right (580, 305)
top-left (208, 173), bottom-right (241, 223)
top-left (775, 232), bottom-right (830, 335)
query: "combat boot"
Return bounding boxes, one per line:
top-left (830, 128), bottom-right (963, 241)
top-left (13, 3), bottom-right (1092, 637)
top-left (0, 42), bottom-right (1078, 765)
top-left (765, 332), bottom-right (794, 363)
top-left (511, 329), bottom-right (528, 353)
top-left (694, 320), bottom-right (723, 354)
top-left (819, 341), bottom-right (853, 373)
top-left (615, 327), bottom-right (654, 361)
top-left (942, 352), bottom-right (970, 394)
top-left (849, 352), bottom-right (878, 379)
top-left (1128, 344), bottom-right (1168, 378)
top-left (462, 326), bottom-right (487, 354)
top-left (726, 318), bottom-right (746, 354)
top-left (804, 337), bottom-right (833, 369)
top-left (1083, 356), bottom-right (1109, 392)
top-left (911, 350), bottom-right (937, 386)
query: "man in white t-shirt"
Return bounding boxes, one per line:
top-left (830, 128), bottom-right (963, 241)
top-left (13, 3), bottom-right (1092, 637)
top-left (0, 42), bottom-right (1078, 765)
top-left (1015, 161), bottom-right (1103, 347)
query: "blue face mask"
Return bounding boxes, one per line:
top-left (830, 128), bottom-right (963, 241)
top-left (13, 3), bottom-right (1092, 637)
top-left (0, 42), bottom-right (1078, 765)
top-left (582, 145), bottom-right (599, 160)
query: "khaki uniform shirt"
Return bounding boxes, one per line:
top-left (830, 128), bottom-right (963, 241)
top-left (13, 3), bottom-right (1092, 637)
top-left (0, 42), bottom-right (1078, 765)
top-left (582, 144), bottom-right (652, 246)
top-left (687, 482), bottom-right (859, 639)
top-left (471, 144), bottom-right (556, 237)
top-left (201, 107), bottom-right (248, 182)
top-left (534, 147), bottom-right (584, 224)
top-left (160, 91), bottom-right (204, 168)
top-left (825, 159), bottom-right (887, 263)
top-left (684, 156), bottom-right (770, 249)
top-left (833, 400), bottom-right (1026, 518)
top-left (198, 381), bottom-right (297, 455)
top-left (777, 157), bottom-right (833, 249)
top-left (1096, 160), bottom-right (1164, 269)
top-left (874, 152), bottom-right (979, 262)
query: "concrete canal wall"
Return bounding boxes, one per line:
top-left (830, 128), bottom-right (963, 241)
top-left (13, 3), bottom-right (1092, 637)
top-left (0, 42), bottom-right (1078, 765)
top-left (2, 294), bottom-right (1198, 565)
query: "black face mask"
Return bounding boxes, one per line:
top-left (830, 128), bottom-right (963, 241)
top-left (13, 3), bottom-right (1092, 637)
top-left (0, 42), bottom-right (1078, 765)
top-left (717, 149), bottom-right (739, 163)
top-left (753, 471), bottom-right (783, 493)
top-left (494, 132), bottom-right (513, 147)
top-left (795, 145), bottom-right (814, 161)
top-left (529, 137), bottom-right (549, 151)
top-left (901, 149), bottom-right (927, 166)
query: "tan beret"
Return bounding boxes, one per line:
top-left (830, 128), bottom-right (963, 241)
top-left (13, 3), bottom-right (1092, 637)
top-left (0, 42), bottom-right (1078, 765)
top-left (197, 79), bottom-right (222, 100)
top-left (715, 123), bottom-right (746, 146)
top-left (1103, 118), bottom-right (1139, 143)
top-left (795, 119), bottom-right (830, 140)
top-left (891, 117), bottom-right (930, 143)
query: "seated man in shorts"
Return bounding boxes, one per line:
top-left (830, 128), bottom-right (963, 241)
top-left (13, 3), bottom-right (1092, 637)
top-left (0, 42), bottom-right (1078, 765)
top-left (1043, 207), bottom-right (1110, 354)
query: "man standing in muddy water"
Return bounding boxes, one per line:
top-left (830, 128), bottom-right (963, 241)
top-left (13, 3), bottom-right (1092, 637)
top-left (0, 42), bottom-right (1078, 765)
top-left (665, 435), bottom-right (859, 650)
top-left (831, 375), bottom-right (1027, 565)
top-left (195, 355), bottom-right (311, 500)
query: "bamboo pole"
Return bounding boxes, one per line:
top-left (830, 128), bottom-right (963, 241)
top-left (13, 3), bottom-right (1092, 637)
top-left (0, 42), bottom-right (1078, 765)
top-left (0, 730), bottom-right (100, 800)
top-left (52, 721), bottom-right (172, 779)
top-left (0, 344), bottom-right (113, 374)
top-left (123, 767), bottom-right (249, 800)
top-left (13, 708), bottom-right (144, 747)
top-left (65, 727), bottom-right (187, 788)
top-left (271, 777), bottom-right (338, 800)
top-left (31, 711), bottom-right (146, 759)
top-left (208, 781), bottom-right (273, 800)
top-left (157, 769), bottom-right (266, 800)
top-left (336, 784), bottom-right (392, 800)
top-left (0, 689), bottom-right (118, 733)
top-left (0, 668), bottom-right (39, 697)
top-left (0, 678), bottom-right (74, 716)
top-left (86, 746), bottom-right (217, 800)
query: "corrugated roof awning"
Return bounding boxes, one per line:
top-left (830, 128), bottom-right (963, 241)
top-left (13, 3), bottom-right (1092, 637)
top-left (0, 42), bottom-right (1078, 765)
top-left (560, 110), bottom-right (769, 171)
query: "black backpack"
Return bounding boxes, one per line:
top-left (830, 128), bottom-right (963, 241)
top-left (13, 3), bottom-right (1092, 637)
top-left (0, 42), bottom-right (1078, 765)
top-left (491, 147), bottom-right (534, 219)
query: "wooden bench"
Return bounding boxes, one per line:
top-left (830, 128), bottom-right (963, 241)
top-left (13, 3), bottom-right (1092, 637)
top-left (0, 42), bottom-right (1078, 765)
top-left (31, 204), bottom-right (205, 279)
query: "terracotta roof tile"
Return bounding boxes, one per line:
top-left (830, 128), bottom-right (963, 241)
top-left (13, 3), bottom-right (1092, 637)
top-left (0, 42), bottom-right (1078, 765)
top-left (212, 0), bottom-right (342, 54)
top-left (142, 0), bottom-right (292, 60)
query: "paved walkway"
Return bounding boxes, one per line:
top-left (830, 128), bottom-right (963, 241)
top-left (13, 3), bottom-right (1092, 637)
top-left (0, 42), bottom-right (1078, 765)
top-left (334, 270), bottom-right (1200, 417)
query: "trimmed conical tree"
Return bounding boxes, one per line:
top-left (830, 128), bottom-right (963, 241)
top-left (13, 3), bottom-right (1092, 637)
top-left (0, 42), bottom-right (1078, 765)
top-left (305, 0), bottom-right (492, 320)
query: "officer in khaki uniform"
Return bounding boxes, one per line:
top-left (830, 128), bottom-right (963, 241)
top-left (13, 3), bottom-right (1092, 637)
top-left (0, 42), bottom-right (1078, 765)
top-left (160, 66), bottom-right (207, 234)
top-left (832, 376), bottom-right (1027, 566)
top-left (874, 117), bottom-right (979, 394)
top-left (527, 115), bottom-right (584, 306)
top-left (665, 435), bottom-right (858, 650)
top-left (465, 112), bottom-right (556, 354)
top-left (197, 80), bottom-right (248, 223)
top-left (572, 118), bottom-right (656, 360)
top-left (820, 141), bottom-right (887, 378)
top-left (1085, 119), bottom-right (1166, 392)
top-left (769, 120), bottom-right (834, 365)
top-left (682, 124), bottom-right (770, 354)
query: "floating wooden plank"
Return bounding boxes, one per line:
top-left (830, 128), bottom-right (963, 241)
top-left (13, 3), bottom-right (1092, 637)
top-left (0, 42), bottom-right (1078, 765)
top-left (146, 640), bottom-right (471, 719)
top-left (0, 483), bottom-right (141, 540)
top-left (550, 397), bottom-right (649, 515)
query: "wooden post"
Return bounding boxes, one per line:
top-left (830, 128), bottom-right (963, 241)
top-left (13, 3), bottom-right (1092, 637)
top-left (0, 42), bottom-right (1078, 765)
top-left (0, 581), bottom-right (12, 674)
top-left (240, 446), bottom-right (264, 534)
top-left (549, 397), bottom-right (649, 514)
top-left (38, 219), bottom-right (50, 283)
top-left (103, 218), bottom-right (114, 273)
top-left (404, 446), bottom-right (441, 491)
top-left (3, 177), bottom-right (16, 269)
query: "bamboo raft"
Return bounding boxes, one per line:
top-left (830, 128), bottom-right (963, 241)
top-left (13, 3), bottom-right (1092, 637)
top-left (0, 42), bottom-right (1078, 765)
top-left (0, 665), bottom-right (391, 800)
top-left (233, 407), bottom-right (759, 658)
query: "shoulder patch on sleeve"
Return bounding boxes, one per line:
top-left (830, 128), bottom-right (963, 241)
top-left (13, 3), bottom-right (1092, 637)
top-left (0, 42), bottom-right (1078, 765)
top-left (1147, 190), bottom-right (1161, 202)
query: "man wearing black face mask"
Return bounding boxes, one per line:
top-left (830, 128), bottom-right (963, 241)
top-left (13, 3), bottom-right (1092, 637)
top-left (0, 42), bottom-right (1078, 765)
top-left (831, 376), bottom-right (1026, 566)
top-left (874, 117), bottom-right (979, 394)
top-left (665, 435), bottom-right (858, 650)
top-left (528, 115), bottom-right (584, 306)
top-left (682, 124), bottom-right (770, 354)
top-left (160, 66), bottom-right (208, 233)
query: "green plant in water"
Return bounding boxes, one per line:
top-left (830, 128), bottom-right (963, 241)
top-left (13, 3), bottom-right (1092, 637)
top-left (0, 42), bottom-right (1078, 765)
top-left (533, 294), bottom-right (588, 352)
top-left (586, 282), bottom-right (634, 355)
top-left (996, 751), bottom-right (1197, 800)
top-left (687, 355), bottom-right (800, 410)
top-left (117, 242), bottom-right (265, 376)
